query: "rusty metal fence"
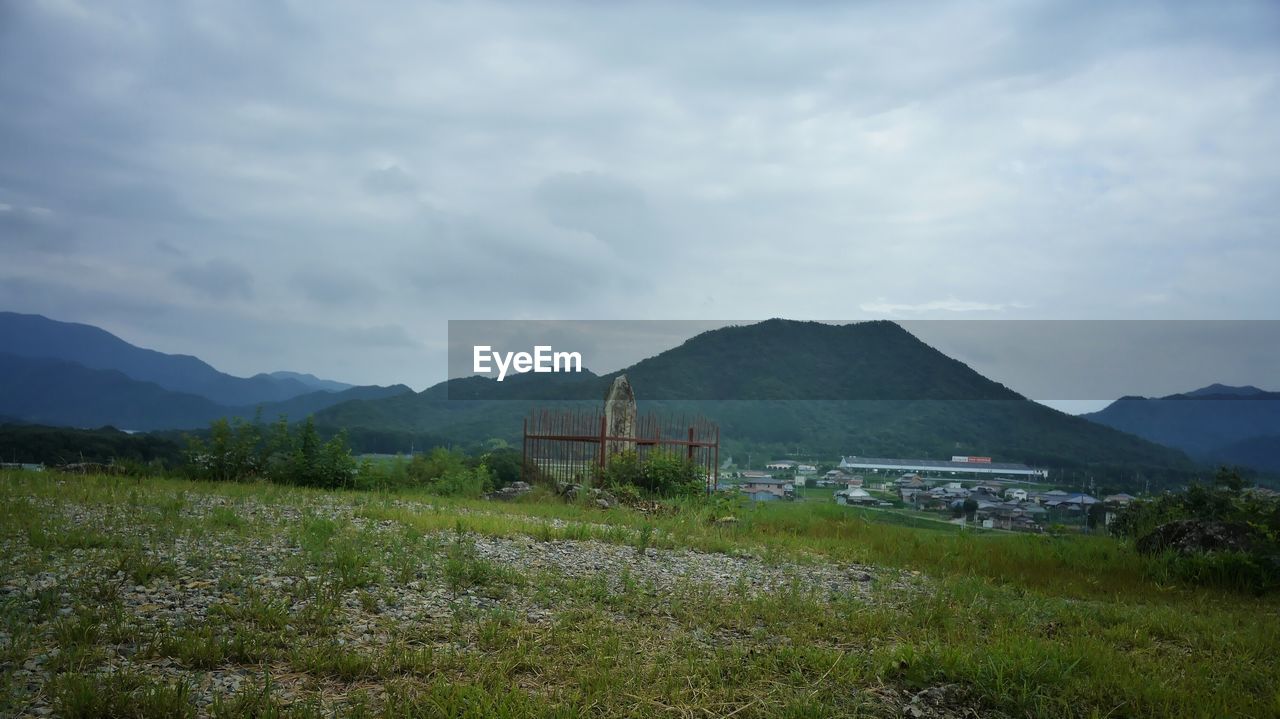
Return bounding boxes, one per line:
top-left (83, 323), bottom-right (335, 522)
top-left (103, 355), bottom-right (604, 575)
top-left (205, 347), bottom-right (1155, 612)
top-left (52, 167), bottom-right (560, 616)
top-left (521, 408), bottom-right (719, 492)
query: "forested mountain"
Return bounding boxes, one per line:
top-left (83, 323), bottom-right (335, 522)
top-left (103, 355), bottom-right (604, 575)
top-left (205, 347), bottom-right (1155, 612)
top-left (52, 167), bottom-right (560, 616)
top-left (318, 320), bottom-right (1197, 480)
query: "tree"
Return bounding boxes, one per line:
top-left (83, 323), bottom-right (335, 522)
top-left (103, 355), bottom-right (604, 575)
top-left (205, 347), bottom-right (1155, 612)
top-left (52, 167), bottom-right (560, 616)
top-left (962, 498), bottom-right (978, 521)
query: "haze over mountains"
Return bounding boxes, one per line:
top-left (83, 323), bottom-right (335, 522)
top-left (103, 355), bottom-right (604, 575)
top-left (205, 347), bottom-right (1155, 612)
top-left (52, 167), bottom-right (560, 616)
top-left (0, 312), bottom-right (411, 430)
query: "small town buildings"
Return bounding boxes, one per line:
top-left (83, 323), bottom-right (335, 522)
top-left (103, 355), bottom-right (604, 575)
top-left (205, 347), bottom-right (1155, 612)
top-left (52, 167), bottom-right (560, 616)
top-left (835, 487), bottom-right (876, 505)
top-left (742, 478), bottom-right (792, 501)
top-left (1004, 487), bottom-right (1028, 501)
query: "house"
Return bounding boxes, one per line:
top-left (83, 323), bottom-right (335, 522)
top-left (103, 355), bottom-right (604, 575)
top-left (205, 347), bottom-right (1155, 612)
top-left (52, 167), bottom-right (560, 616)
top-left (895, 475), bottom-right (928, 491)
top-left (741, 471), bottom-right (774, 480)
top-left (835, 487), bottom-right (876, 505)
top-left (1031, 489), bottom-right (1070, 505)
top-left (742, 478), bottom-right (790, 501)
top-left (894, 473), bottom-right (925, 487)
top-left (796, 464), bottom-right (818, 474)
top-left (1103, 493), bottom-right (1136, 506)
top-left (969, 488), bottom-right (1002, 504)
top-left (844, 476), bottom-right (864, 488)
top-left (1004, 487), bottom-right (1028, 501)
top-left (1043, 493), bottom-right (1099, 511)
top-left (900, 487), bottom-right (925, 503)
top-left (825, 469), bottom-right (850, 480)
top-left (913, 491), bottom-right (951, 511)
top-left (765, 460), bottom-right (797, 470)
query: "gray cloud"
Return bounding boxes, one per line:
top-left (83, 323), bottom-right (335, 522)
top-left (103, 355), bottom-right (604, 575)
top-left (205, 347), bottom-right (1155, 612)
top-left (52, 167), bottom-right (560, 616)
top-left (172, 259), bottom-right (254, 300)
top-left (0, 203), bottom-right (73, 252)
top-left (293, 268), bottom-right (379, 306)
top-left (362, 164), bottom-right (418, 196)
top-left (0, 0), bottom-right (1277, 390)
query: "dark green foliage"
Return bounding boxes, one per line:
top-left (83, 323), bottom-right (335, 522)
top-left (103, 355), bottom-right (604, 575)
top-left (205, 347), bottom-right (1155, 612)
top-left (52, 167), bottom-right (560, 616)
top-left (599, 450), bottom-right (705, 498)
top-left (351, 447), bottom-right (493, 496)
top-left (1111, 468), bottom-right (1280, 592)
top-left (480, 447), bottom-right (523, 487)
top-left (0, 423), bottom-right (183, 467)
top-left (1111, 469), bottom-right (1280, 541)
top-left (184, 415), bottom-right (356, 488)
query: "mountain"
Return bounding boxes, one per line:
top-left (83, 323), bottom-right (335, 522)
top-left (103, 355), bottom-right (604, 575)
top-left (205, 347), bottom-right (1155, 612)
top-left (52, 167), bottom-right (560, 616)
top-left (1203, 434), bottom-right (1280, 474)
top-left (0, 353), bottom-right (228, 430)
top-left (266, 371), bottom-right (354, 393)
top-left (0, 352), bottom-right (413, 431)
top-left (317, 320), bottom-right (1196, 481)
top-left (1182, 384), bottom-right (1268, 398)
top-left (1083, 384), bottom-right (1280, 470)
top-left (0, 312), bottom-right (334, 406)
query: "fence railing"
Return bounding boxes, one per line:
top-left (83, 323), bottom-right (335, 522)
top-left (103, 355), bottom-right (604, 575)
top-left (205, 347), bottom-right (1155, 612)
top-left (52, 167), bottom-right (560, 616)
top-left (521, 408), bottom-right (719, 492)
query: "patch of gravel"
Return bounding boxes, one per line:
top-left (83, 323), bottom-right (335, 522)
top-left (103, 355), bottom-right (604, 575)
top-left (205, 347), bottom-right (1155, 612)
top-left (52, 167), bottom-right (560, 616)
top-left (0, 488), bottom-right (921, 717)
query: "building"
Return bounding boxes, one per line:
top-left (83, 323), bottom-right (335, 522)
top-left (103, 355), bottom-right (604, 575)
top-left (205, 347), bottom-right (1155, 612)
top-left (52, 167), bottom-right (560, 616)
top-left (765, 460), bottom-right (797, 471)
top-left (839, 455), bottom-right (1047, 479)
top-left (835, 487), bottom-right (876, 505)
top-left (1004, 487), bottom-right (1028, 501)
top-left (796, 464), bottom-right (818, 474)
top-left (1103, 493), bottom-right (1136, 506)
top-left (742, 478), bottom-right (790, 501)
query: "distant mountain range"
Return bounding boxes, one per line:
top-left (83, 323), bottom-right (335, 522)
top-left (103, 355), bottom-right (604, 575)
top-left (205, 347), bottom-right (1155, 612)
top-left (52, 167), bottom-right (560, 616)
top-left (0, 312), bottom-right (411, 430)
top-left (1083, 384), bottom-right (1280, 472)
top-left (316, 320), bottom-right (1197, 480)
top-left (9, 312), bottom-right (1266, 483)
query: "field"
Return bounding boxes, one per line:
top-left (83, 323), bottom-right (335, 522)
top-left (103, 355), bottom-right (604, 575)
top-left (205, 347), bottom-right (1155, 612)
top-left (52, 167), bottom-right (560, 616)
top-left (1, 471), bottom-right (1278, 718)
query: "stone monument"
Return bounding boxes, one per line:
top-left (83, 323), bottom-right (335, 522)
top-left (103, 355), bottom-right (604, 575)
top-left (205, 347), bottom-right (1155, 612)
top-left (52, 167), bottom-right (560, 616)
top-left (603, 374), bottom-right (637, 457)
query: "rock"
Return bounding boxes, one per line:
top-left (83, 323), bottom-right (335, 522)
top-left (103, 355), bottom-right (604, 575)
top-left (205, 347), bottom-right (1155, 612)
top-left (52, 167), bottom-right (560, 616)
top-left (483, 481), bottom-right (533, 502)
top-left (595, 498), bottom-right (611, 510)
top-left (1136, 519), bottom-right (1260, 556)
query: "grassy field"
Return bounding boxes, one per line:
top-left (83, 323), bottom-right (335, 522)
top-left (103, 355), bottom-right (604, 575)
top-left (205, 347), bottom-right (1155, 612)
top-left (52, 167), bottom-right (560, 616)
top-left (1, 471), bottom-right (1278, 718)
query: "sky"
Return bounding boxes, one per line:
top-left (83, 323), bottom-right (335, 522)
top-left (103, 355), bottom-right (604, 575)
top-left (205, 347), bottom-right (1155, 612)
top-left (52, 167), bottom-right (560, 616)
top-left (2, 0), bottom-right (1278, 403)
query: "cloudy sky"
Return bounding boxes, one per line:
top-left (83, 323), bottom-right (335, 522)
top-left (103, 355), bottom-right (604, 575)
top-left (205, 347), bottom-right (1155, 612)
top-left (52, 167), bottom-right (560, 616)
top-left (2, 0), bottom-right (1278, 394)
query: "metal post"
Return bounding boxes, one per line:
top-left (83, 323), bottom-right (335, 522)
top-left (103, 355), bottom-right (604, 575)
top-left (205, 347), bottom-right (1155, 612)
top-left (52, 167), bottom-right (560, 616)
top-left (521, 416), bottom-right (528, 483)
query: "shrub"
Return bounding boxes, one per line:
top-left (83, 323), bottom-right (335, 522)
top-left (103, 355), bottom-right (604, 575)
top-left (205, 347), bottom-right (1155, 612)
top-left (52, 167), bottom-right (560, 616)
top-left (598, 450), bottom-right (706, 499)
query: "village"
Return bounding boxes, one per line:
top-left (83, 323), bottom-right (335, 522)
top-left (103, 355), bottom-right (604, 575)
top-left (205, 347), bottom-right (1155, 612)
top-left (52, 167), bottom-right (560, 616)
top-left (720, 455), bottom-right (1137, 533)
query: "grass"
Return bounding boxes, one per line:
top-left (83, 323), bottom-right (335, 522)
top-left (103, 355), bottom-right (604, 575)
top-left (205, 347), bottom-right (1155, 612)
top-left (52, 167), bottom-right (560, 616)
top-left (1, 470), bottom-right (1278, 717)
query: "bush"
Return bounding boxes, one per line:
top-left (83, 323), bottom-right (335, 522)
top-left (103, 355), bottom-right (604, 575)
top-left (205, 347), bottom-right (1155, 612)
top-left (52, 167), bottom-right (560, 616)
top-left (184, 415), bottom-right (356, 489)
top-left (598, 450), bottom-right (706, 499)
top-left (1111, 468), bottom-right (1280, 593)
